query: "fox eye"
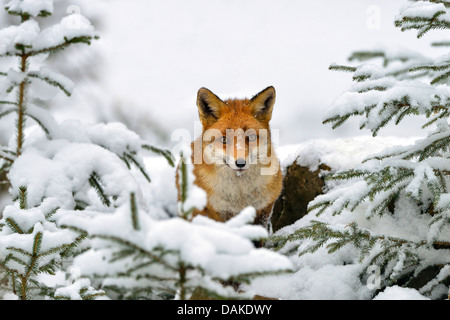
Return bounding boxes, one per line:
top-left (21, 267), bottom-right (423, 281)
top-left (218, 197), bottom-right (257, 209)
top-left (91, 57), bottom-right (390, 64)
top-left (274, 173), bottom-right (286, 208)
top-left (220, 136), bottom-right (229, 144)
top-left (247, 134), bottom-right (257, 142)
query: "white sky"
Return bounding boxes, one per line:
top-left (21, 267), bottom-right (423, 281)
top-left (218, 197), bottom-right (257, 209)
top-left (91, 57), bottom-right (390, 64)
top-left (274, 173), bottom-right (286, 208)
top-left (97, 0), bottom-right (448, 145)
top-left (1, 0), bottom-right (448, 145)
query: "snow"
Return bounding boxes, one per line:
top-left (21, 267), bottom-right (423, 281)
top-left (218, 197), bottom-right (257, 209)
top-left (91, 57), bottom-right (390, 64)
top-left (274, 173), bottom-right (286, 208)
top-left (276, 136), bottom-right (417, 173)
top-left (86, 0), bottom-right (448, 148)
top-left (33, 13), bottom-right (96, 52)
top-left (353, 64), bottom-right (385, 80)
top-left (0, 13), bottom-right (96, 57)
top-left (141, 156), bottom-right (178, 219)
top-left (8, 139), bottom-right (141, 209)
top-left (6, 68), bottom-right (26, 84)
top-left (18, 129), bottom-right (433, 300)
top-left (325, 77), bottom-right (442, 128)
top-left (397, 1), bottom-right (447, 20)
top-left (69, 134), bottom-right (436, 300)
top-left (434, 52), bottom-right (450, 66)
top-left (419, 265), bottom-right (450, 297)
top-left (0, 202), bottom-right (81, 276)
top-left (54, 278), bottom-right (105, 300)
top-left (26, 104), bottom-right (62, 137)
top-left (2, 292), bottom-right (18, 300)
top-left (395, 1), bottom-right (450, 39)
top-left (177, 146), bottom-right (207, 216)
top-left (245, 136), bottom-right (450, 300)
top-left (373, 286), bottom-right (429, 300)
top-left (58, 203), bottom-right (293, 297)
top-left (1, 0), bottom-right (449, 301)
top-left (0, 20), bottom-right (40, 56)
top-left (5, 0), bottom-right (53, 17)
top-left (30, 67), bottom-right (75, 97)
top-left (248, 263), bottom-right (371, 300)
top-left (5, 119), bottom-right (292, 299)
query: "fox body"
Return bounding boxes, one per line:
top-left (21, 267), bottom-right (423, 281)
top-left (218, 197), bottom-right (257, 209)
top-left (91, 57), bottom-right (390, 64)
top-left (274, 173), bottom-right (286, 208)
top-left (180, 86), bottom-right (282, 227)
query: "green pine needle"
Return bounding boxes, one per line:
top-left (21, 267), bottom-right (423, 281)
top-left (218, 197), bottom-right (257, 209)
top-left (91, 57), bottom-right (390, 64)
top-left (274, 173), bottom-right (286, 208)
top-left (130, 192), bottom-right (140, 231)
top-left (88, 172), bottom-right (111, 207)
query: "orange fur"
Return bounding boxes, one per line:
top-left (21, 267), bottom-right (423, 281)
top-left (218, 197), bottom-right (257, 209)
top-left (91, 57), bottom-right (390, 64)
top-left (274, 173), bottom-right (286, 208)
top-left (178, 87), bottom-right (282, 228)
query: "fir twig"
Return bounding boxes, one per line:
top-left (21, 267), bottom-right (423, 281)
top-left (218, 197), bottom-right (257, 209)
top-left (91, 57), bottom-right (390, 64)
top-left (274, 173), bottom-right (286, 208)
top-left (124, 152), bottom-right (151, 183)
top-left (142, 143), bottom-right (175, 167)
top-left (130, 192), bottom-right (140, 231)
top-left (88, 172), bottom-right (111, 207)
top-left (27, 72), bottom-right (73, 97)
top-left (328, 64), bottom-right (357, 73)
top-left (18, 186), bottom-right (28, 210)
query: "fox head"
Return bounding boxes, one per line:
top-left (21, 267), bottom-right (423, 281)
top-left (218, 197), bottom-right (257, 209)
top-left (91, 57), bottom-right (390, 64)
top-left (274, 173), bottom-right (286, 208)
top-left (195, 86), bottom-right (277, 174)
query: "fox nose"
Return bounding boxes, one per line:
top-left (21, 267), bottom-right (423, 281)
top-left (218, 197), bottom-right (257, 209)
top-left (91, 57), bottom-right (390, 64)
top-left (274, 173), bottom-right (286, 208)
top-left (235, 159), bottom-right (246, 168)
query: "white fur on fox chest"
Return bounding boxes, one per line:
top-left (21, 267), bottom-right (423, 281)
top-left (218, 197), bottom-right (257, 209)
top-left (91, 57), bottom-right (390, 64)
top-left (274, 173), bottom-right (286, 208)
top-left (205, 165), bottom-right (274, 216)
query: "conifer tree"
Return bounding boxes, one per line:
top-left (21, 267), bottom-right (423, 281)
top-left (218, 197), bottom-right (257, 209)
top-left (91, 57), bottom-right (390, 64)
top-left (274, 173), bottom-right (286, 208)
top-left (0, 0), bottom-right (169, 300)
top-left (0, 1), bottom-right (291, 300)
top-left (58, 149), bottom-right (292, 300)
top-left (0, 0), bottom-right (100, 300)
top-left (272, 0), bottom-right (450, 299)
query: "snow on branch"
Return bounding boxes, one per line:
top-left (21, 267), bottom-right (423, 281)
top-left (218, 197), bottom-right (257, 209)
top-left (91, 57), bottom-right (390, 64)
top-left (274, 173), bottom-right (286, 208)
top-left (3, 120), bottom-right (153, 212)
top-left (58, 204), bottom-right (293, 299)
top-left (410, 53), bottom-right (450, 85)
top-left (5, 0), bottom-right (53, 18)
top-left (0, 188), bottom-right (85, 300)
top-left (276, 0), bottom-right (450, 300)
top-left (324, 64), bottom-right (450, 135)
top-left (54, 278), bottom-right (105, 300)
top-left (364, 120), bottom-right (450, 162)
top-left (28, 68), bottom-right (75, 97)
top-left (348, 48), bottom-right (434, 80)
top-left (0, 14), bottom-right (98, 58)
top-left (31, 14), bottom-right (98, 54)
top-left (395, 1), bottom-right (450, 38)
top-left (0, 20), bottom-right (39, 57)
top-left (177, 147), bottom-right (207, 220)
top-left (0, 147), bottom-right (15, 163)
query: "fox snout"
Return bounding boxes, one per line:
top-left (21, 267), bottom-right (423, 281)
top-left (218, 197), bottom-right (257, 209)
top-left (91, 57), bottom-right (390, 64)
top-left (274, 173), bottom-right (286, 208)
top-left (235, 158), bottom-right (246, 168)
top-left (226, 155), bottom-right (249, 171)
top-left (224, 130), bottom-right (251, 171)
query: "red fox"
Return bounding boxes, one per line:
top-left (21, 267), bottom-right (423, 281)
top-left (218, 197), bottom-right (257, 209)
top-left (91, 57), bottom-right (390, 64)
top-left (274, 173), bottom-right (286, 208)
top-left (180, 86), bottom-right (283, 228)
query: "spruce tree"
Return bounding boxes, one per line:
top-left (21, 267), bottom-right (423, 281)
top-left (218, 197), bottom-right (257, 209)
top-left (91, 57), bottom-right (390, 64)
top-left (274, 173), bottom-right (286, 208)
top-left (0, 0), bottom-right (168, 300)
top-left (0, 0), bottom-right (100, 300)
top-left (58, 149), bottom-right (292, 300)
top-left (272, 0), bottom-right (450, 299)
top-left (0, 1), bottom-right (292, 300)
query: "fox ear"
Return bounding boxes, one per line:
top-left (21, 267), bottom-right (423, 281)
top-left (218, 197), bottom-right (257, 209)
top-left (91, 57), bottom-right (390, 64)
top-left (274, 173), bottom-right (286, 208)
top-left (197, 87), bottom-right (225, 127)
top-left (249, 86), bottom-right (276, 123)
